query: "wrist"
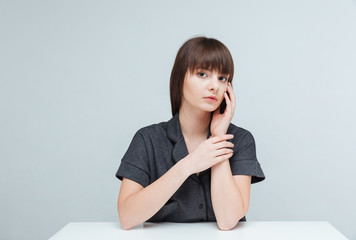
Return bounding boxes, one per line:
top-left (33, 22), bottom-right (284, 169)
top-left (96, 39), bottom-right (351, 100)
top-left (178, 156), bottom-right (193, 177)
top-left (211, 132), bottom-right (226, 137)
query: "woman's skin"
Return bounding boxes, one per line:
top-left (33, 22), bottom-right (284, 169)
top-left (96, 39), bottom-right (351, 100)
top-left (118, 68), bottom-right (251, 230)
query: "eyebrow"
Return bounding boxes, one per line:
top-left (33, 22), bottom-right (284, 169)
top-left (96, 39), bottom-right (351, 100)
top-left (196, 68), bottom-right (229, 77)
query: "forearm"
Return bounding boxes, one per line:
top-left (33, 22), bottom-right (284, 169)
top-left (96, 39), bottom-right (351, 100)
top-left (211, 159), bottom-right (245, 231)
top-left (119, 159), bottom-right (191, 229)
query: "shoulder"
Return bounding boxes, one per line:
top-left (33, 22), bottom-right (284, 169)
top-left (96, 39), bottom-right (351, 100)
top-left (134, 120), bottom-right (169, 138)
top-left (227, 123), bottom-right (255, 144)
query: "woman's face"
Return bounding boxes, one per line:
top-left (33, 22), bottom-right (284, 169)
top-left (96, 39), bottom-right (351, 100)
top-left (181, 68), bottom-right (229, 112)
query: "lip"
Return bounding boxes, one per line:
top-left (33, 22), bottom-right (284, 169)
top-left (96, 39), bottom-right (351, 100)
top-left (204, 96), bottom-right (218, 101)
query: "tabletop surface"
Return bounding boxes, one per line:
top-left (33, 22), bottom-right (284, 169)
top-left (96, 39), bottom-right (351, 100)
top-left (49, 221), bottom-right (348, 240)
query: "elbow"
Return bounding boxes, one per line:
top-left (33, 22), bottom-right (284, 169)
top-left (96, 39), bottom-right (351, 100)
top-left (217, 221), bottom-right (238, 231)
top-left (120, 221), bottom-right (133, 230)
top-left (217, 212), bottom-right (244, 231)
top-left (119, 216), bottom-right (143, 230)
top-left (118, 214), bottom-right (136, 230)
top-left (118, 213), bottom-right (129, 230)
top-left (118, 204), bottom-right (134, 230)
top-left (118, 205), bottom-right (142, 230)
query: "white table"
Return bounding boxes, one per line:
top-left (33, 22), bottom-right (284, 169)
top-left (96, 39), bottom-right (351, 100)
top-left (49, 221), bottom-right (348, 240)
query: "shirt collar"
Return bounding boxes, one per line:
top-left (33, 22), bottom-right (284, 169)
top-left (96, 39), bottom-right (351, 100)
top-left (167, 112), bottom-right (212, 143)
top-left (167, 112), bottom-right (183, 143)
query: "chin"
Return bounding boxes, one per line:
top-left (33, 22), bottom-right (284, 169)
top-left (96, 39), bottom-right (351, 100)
top-left (195, 103), bottom-right (219, 112)
top-left (203, 106), bottom-right (219, 112)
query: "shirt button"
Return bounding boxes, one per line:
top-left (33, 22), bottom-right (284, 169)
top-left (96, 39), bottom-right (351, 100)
top-left (199, 204), bottom-right (204, 209)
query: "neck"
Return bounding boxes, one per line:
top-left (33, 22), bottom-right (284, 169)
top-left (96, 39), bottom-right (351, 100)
top-left (178, 106), bottom-right (211, 140)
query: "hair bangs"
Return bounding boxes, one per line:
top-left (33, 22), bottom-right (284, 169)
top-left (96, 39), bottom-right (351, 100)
top-left (186, 40), bottom-right (234, 81)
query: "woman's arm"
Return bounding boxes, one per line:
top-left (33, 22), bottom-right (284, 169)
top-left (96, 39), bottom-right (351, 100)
top-left (118, 134), bottom-right (234, 230)
top-left (209, 82), bottom-right (252, 230)
top-left (210, 160), bottom-right (251, 230)
top-left (117, 159), bottom-right (190, 230)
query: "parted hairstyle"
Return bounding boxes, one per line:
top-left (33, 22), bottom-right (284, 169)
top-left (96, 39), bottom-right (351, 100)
top-left (169, 36), bottom-right (235, 116)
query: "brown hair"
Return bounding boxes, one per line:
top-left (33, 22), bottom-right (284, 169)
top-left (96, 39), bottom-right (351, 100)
top-left (169, 36), bottom-right (234, 116)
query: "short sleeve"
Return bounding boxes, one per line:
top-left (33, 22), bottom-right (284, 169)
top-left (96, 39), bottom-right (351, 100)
top-left (115, 130), bottom-right (150, 187)
top-left (229, 131), bottom-right (265, 184)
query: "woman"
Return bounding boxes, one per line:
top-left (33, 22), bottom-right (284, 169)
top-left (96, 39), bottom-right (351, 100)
top-left (115, 36), bottom-right (265, 230)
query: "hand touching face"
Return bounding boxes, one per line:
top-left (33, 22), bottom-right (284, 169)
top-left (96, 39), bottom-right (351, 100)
top-left (210, 81), bottom-right (236, 136)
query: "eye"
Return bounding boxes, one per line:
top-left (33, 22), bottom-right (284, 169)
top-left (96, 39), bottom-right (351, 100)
top-left (197, 72), bottom-right (207, 77)
top-left (219, 76), bottom-right (228, 82)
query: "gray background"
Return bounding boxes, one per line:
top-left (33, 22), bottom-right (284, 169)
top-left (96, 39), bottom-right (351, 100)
top-left (1, 0), bottom-right (355, 239)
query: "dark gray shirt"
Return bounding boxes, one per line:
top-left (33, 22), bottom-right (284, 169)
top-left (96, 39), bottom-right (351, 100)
top-left (115, 112), bottom-right (265, 223)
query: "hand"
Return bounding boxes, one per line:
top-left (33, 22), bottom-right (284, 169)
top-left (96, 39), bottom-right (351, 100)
top-left (183, 134), bottom-right (234, 175)
top-left (210, 82), bottom-right (236, 136)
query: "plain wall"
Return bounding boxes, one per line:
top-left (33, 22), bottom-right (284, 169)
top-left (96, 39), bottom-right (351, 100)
top-left (0, 0), bottom-right (355, 239)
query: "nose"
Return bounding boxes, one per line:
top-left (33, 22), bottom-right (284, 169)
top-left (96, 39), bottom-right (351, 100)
top-left (208, 74), bottom-right (219, 91)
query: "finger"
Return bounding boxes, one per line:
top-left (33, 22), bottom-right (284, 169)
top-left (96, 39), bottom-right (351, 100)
top-left (224, 91), bottom-right (231, 114)
top-left (210, 134), bottom-right (234, 143)
top-left (227, 82), bottom-right (236, 111)
top-left (213, 152), bottom-right (233, 165)
top-left (214, 148), bottom-right (234, 157)
top-left (215, 141), bottom-right (234, 150)
top-left (228, 82), bottom-right (236, 111)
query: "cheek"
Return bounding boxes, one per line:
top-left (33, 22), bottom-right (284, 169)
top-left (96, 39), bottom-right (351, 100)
top-left (220, 86), bottom-right (228, 100)
top-left (219, 95), bottom-right (225, 104)
top-left (186, 83), bottom-right (198, 97)
top-left (182, 85), bottom-right (195, 101)
top-left (219, 90), bottom-right (226, 101)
